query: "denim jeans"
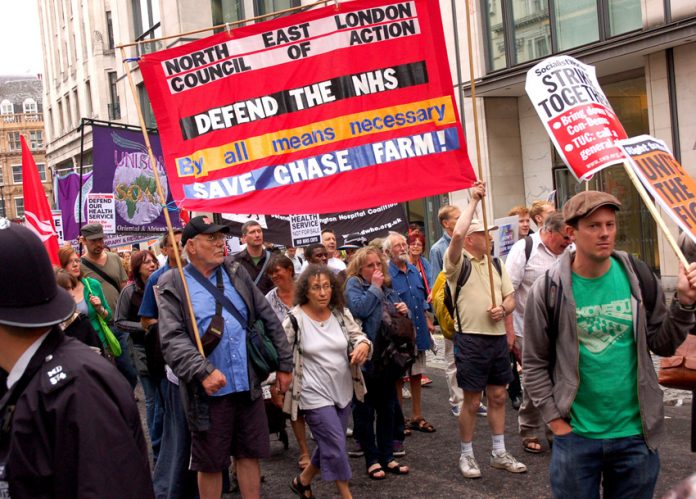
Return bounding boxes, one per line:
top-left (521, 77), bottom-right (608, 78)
top-left (353, 374), bottom-right (397, 468)
top-left (139, 374), bottom-right (164, 461)
top-left (152, 379), bottom-right (198, 499)
top-left (550, 432), bottom-right (659, 499)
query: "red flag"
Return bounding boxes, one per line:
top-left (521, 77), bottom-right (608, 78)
top-left (21, 135), bottom-right (60, 265)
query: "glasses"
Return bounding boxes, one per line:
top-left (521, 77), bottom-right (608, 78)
top-left (309, 284), bottom-right (333, 293)
top-left (143, 259), bottom-right (156, 265)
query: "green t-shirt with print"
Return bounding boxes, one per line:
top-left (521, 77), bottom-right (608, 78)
top-left (570, 257), bottom-right (643, 439)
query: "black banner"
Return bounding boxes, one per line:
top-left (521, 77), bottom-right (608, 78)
top-left (221, 203), bottom-right (407, 246)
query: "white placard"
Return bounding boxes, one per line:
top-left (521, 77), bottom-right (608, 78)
top-left (290, 214), bottom-right (321, 247)
top-left (87, 193), bottom-right (116, 234)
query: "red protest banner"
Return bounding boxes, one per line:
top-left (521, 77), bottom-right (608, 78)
top-left (138, 0), bottom-right (474, 214)
top-left (619, 135), bottom-right (696, 243)
top-left (525, 56), bottom-right (627, 181)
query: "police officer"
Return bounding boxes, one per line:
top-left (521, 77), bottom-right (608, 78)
top-left (0, 221), bottom-right (154, 498)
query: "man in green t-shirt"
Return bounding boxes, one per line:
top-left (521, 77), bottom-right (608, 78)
top-left (523, 190), bottom-right (696, 498)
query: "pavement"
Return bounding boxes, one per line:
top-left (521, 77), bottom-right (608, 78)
top-left (215, 333), bottom-right (695, 498)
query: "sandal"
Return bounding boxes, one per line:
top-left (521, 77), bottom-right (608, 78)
top-left (522, 437), bottom-right (544, 454)
top-left (403, 418), bottom-right (412, 437)
top-left (290, 475), bottom-right (313, 498)
top-left (367, 463), bottom-right (387, 480)
top-left (409, 417), bottom-right (436, 433)
top-left (385, 460), bottom-right (409, 475)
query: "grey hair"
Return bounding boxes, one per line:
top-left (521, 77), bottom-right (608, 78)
top-left (382, 231), bottom-right (406, 253)
top-left (543, 211), bottom-right (565, 233)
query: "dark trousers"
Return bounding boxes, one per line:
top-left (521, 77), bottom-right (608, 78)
top-left (353, 374), bottom-right (398, 468)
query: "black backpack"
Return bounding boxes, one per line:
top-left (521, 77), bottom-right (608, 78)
top-left (544, 254), bottom-right (658, 377)
top-left (372, 309), bottom-right (417, 380)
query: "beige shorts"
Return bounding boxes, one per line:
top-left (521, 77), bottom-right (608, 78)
top-left (410, 350), bottom-right (427, 376)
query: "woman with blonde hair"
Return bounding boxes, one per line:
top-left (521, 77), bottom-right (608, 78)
top-left (344, 247), bottom-right (410, 480)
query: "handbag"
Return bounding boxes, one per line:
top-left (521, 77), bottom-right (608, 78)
top-left (187, 265), bottom-right (279, 379)
top-left (83, 279), bottom-right (122, 357)
top-left (658, 334), bottom-right (696, 390)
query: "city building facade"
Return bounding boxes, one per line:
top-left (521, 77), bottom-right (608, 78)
top-left (0, 75), bottom-right (50, 220)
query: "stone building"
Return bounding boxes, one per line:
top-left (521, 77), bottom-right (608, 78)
top-left (0, 75), bottom-right (49, 220)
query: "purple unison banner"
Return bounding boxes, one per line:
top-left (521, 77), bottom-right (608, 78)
top-left (92, 124), bottom-right (181, 232)
top-left (56, 171), bottom-right (93, 242)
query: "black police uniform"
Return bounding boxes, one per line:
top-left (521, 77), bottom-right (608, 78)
top-left (0, 328), bottom-right (154, 499)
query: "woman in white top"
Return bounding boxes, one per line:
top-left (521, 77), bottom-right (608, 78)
top-left (284, 264), bottom-right (371, 499)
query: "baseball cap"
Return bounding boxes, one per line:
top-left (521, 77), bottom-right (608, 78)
top-left (466, 219), bottom-right (498, 236)
top-left (182, 215), bottom-right (230, 245)
top-left (563, 191), bottom-right (621, 225)
top-left (0, 221), bottom-right (75, 327)
top-left (80, 222), bottom-right (105, 240)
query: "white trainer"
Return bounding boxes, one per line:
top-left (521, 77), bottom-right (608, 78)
top-left (490, 451), bottom-right (527, 473)
top-left (458, 454), bottom-right (482, 479)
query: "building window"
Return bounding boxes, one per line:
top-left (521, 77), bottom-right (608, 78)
top-left (85, 80), bottom-right (93, 117)
top-left (12, 165), bottom-right (22, 184)
top-left (254, 0), bottom-right (300, 16)
top-left (30, 130), bottom-right (44, 149)
top-left (512, 0), bottom-right (551, 64)
top-left (138, 83), bottom-right (156, 129)
top-left (106, 11), bottom-right (115, 50)
top-left (481, 0), bottom-right (642, 72)
top-left (108, 71), bottom-right (121, 120)
top-left (212, 0), bottom-right (244, 26)
top-left (7, 132), bottom-right (21, 151)
top-left (0, 199), bottom-right (5, 218)
top-left (37, 163), bottom-right (47, 182)
top-left (608, 0), bottom-right (641, 36)
top-left (132, 0), bottom-right (161, 54)
top-left (22, 98), bottom-right (38, 114)
top-left (14, 197), bottom-right (24, 218)
top-left (555, 0), bottom-right (599, 51)
top-left (0, 165), bottom-right (4, 186)
top-left (1, 99), bottom-right (13, 122)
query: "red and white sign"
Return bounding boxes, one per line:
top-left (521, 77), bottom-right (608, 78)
top-left (526, 56), bottom-right (627, 181)
top-left (138, 0), bottom-right (475, 214)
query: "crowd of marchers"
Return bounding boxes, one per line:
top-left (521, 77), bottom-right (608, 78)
top-left (1, 182), bottom-right (696, 499)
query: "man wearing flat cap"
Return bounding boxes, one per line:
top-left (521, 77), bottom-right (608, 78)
top-left (0, 221), bottom-right (153, 498)
top-left (523, 190), bottom-right (696, 498)
top-left (444, 181), bottom-right (527, 479)
top-left (156, 216), bottom-right (293, 499)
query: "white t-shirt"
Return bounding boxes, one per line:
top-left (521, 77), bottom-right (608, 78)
top-left (298, 314), bottom-right (352, 410)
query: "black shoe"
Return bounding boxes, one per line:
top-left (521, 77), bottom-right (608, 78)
top-left (511, 396), bottom-right (522, 411)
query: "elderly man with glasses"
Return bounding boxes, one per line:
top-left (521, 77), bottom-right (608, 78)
top-left (157, 216), bottom-right (293, 499)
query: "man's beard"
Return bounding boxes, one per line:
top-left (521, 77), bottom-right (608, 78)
top-left (396, 253), bottom-right (409, 264)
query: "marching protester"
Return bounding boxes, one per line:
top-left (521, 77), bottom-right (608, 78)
top-left (283, 264), bottom-right (371, 499)
top-left (115, 249), bottom-right (163, 460)
top-left (444, 182), bottom-right (527, 478)
top-left (285, 246), bottom-right (304, 275)
top-left (345, 247), bottom-right (410, 480)
top-left (507, 205), bottom-right (532, 240)
top-left (157, 216), bottom-right (293, 499)
top-left (53, 269), bottom-right (104, 351)
top-left (321, 229), bottom-right (347, 274)
top-left (79, 222), bottom-right (138, 388)
top-left (264, 255), bottom-right (312, 471)
top-left (407, 231), bottom-right (433, 292)
top-left (524, 191), bottom-right (696, 498)
top-left (138, 229), bottom-right (199, 499)
top-left (385, 232), bottom-right (437, 434)
top-left (504, 212), bottom-right (572, 453)
top-left (429, 204), bottom-right (466, 417)
top-left (529, 200), bottom-right (554, 232)
top-left (337, 233), bottom-right (368, 266)
top-left (233, 220), bottom-right (274, 295)
top-left (58, 244), bottom-right (113, 356)
top-left (0, 222), bottom-right (154, 498)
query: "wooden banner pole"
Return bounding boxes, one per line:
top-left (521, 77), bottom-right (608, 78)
top-left (622, 161), bottom-right (688, 267)
top-left (464, 0), bottom-right (497, 307)
top-left (120, 46), bottom-right (206, 357)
